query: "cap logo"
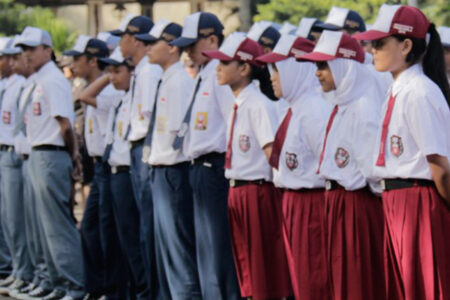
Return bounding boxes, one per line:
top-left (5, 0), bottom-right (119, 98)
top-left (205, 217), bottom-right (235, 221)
top-left (86, 47), bottom-right (100, 54)
top-left (345, 19), bottom-right (360, 29)
top-left (199, 28), bottom-right (215, 36)
top-left (161, 32), bottom-right (176, 42)
top-left (260, 36), bottom-right (274, 45)
top-left (393, 23), bottom-right (413, 34)
top-left (127, 25), bottom-right (140, 33)
top-left (338, 48), bottom-right (356, 58)
top-left (291, 48), bottom-right (306, 58)
top-left (236, 50), bottom-right (253, 61)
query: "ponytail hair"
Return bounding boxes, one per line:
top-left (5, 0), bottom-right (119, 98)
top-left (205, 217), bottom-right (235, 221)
top-left (393, 23), bottom-right (450, 106)
top-left (251, 64), bottom-right (277, 101)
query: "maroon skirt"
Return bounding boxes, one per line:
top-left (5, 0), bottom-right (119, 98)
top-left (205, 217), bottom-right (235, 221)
top-left (228, 182), bottom-right (291, 299)
top-left (282, 189), bottom-right (330, 300)
top-left (324, 187), bottom-right (386, 300)
top-left (383, 186), bottom-right (450, 300)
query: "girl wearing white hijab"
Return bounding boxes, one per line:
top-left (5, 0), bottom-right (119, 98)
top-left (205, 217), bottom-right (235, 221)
top-left (298, 30), bottom-right (386, 300)
top-left (257, 34), bottom-right (331, 300)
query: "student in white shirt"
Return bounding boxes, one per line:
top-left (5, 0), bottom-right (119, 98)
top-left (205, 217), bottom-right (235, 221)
top-left (257, 34), bottom-right (331, 300)
top-left (298, 30), bottom-right (385, 300)
top-left (295, 17), bottom-right (325, 44)
top-left (16, 26), bottom-right (85, 300)
top-left (204, 32), bottom-right (291, 300)
top-left (169, 12), bottom-right (240, 299)
top-left (136, 19), bottom-right (201, 300)
top-left (64, 36), bottom-right (126, 299)
top-left (437, 26), bottom-right (450, 83)
top-left (354, 5), bottom-right (450, 299)
top-left (0, 37), bottom-right (34, 295)
top-left (7, 44), bottom-right (47, 298)
top-left (110, 15), bottom-right (162, 292)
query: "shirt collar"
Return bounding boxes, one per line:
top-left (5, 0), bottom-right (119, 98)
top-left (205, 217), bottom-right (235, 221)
top-left (391, 63), bottom-right (422, 97)
top-left (134, 56), bottom-right (148, 75)
top-left (5, 74), bottom-right (21, 88)
top-left (161, 61), bottom-right (183, 83)
top-left (235, 82), bottom-right (256, 107)
top-left (36, 60), bottom-right (55, 77)
top-left (198, 59), bottom-right (218, 79)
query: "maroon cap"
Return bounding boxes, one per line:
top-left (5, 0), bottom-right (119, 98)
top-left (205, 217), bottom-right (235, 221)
top-left (257, 34), bottom-right (315, 63)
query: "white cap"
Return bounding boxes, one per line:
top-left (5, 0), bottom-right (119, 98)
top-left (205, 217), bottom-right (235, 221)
top-left (15, 26), bottom-right (53, 48)
top-left (0, 37), bottom-right (13, 56)
top-left (1, 36), bottom-right (23, 55)
top-left (325, 7), bottom-right (350, 28)
top-left (97, 32), bottom-right (120, 51)
top-left (119, 14), bottom-right (139, 32)
top-left (149, 19), bottom-right (171, 39)
top-left (296, 18), bottom-right (318, 38)
top-left (247, 21), bottom-right (274, 41)
top-left (279, 22), bottom-right (297, 34)
top-left (438, 26), bottom-right (450, 47)
top-left (73, 35), bottom-right (91, 53)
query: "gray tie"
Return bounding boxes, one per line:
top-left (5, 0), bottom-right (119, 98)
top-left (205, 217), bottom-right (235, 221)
top-left (14, 83), bottom-right (36, 136)
top-left (123, 74), bottom-right (137, 141)
top-left (142, 79), bottom-right (162, 163)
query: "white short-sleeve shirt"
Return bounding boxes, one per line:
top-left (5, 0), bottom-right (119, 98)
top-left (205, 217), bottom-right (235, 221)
top-left (148, 61), bottom-right (194, 165)
top-left (273, 90), bottom-right (331, 189)
top-left (106, 92), bottom-right (131, 167)
top-left (319, 94), bottom-right (381, 192)
top-left (13, 74), bottom-right (37, 155)
top-left (0, 74), bottom-right (25, 146)
top-left (224, 83), bottom-right (276, 181)
top-left (27, 61), bottom-right (74, 147)
top-left (127, 57), bottom-right (162, 142)
top-left (373, 64), bottom-right (450, 180)
top-left (183, 59), bottom-right (235, 159)
top-left (84, 84), bottom-right (124, 157)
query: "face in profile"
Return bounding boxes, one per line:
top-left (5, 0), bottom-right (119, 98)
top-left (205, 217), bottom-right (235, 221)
top-left (315, 61), bottom-right (336, 92)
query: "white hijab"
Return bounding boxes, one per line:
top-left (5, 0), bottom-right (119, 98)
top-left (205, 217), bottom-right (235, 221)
top-left (327, 58), bottom-right (382, 106)
top-left (275, 57), bottom-right (319, 104)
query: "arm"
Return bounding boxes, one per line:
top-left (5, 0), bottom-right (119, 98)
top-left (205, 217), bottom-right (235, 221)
top-left (263, 143), bottom-right (273, 161)
top-left (78, 74), bottom-right (110, 108)
top-left (56, 116), bottom-right (78, 159)
top-left (427, 154), bottom-right (450, 205)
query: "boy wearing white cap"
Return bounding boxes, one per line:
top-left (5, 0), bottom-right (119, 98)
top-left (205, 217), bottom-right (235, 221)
top-left (137, 20), bottom-right (201, 299)
top-left (16, 26), bottom-right (85, 300)
top-left (169, 12), bottom-right (240, 299)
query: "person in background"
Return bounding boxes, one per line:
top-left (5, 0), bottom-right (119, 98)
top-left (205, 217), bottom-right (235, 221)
top-left (295, 17), bottom-right (325, 44)
top-left (437, 26), bottom-right (450, 83)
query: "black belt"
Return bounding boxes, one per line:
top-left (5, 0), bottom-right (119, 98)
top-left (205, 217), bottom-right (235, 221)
top-left (191, 152), bottom-right (225, 166)
top-left (22, 154), bottom-right (29, 161)
top-left (130, 138), bottom-right (145, 150)
top-left (325, 180), bottom-right (343, 191)
top-left (93, 156), bottom-right (102, 163)
top-left (0, 145), bottom-right (14, 152)
top-left (32, 145), bottom-right (69, 152)
top-left (229, 179), bottom-right (267, 188)
top-left (110, 165), bottom-right (130, 174)
top-left (381, 178), bottom-right (435, 191)
top-left (285, 187), bottom-right (325, 193)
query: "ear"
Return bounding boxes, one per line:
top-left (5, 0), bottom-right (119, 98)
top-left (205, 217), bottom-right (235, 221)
top-left (263, 47), bottom-right (272, 54)
top-left (239, 62), bottom-right (252, 77)
top-left (168, 45), bottom-right (180, 55)
top-left (401, 38), bottom-right (413, 58)
top-left (208, 35), bottom-right (219, 47)
top-left (88, 56), bottom-right (98, 67)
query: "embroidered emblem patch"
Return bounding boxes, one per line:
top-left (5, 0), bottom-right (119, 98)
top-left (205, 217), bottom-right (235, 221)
top-left (138, 103), bottom-right (144, 120)
top-left (239, 135), bottom-right (250, 152)
top-left (334, 147), bottom-right (350, 168)
top-left (194, 112), bottom-right (208, 130)
top-left (285, 152), bottom-right (298, 171)
top-left (2, 111), bottom-right (10, 124)
top-left (390, 135), bottom-right (404, 157)
top-left (33, 102), bottom-right (41, 116)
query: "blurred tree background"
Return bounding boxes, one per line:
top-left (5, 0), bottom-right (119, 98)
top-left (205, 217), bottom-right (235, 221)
top-left (0, 0), bottom-right (77, 54)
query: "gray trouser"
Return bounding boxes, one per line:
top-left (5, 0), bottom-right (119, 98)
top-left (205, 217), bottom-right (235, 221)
top-left (0, 151), bottom-right (11, 277)
top-left (29, 149), bottom-right (84, 298)
top-left (22, 157), bottom-right (50, 287)
top-left (0, 150), bottom-right (33, 281)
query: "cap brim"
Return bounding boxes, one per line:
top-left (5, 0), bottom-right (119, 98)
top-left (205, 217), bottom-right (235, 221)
top-left (98, 57), bottom-right (122, 66)
top-left (169, 37), bottom-right (197, 47)
top-left (256, 52), bottom-right (288, 63)
top-left (353, 30), bottom-right (391, 41)
top-left (315, 23), bottom-right (342, 31)
top-left (63, 50), bottom-right (83, 57)
top-left (134, 34), bottom-right (157, 42)
top-left (15, 41), bottom-right (40, 47)
top-left (296, 52), bottom-right (336, 62)
top-left (2, 48), bottom-right (22, 55)
top-left (202, 50), bottom-right (233, 61)
top-left (109, 29), bottom-right (124, 36)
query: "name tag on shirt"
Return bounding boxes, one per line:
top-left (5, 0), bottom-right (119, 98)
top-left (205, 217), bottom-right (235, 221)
top-left (137, 103), bottom-right (144, 121)
top-left (117, 121), bottom-right (123, 138)
top-left (33, 102), bottom-right (41, 116)
top-left (156, 116), bottom-right (167, 133)
top-left (88, 118), bottom-right (93, 134)
top-left (2, 111), bottom-right (10, 124)
top-left (194, 112), bottom-right (208, 130)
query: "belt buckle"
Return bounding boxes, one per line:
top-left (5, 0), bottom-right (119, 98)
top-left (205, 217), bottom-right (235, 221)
top-left (230, 179), bottom-right (236, 187)
top-left (7, 146), bottom-right (13, 153)
top-left (111, 166), bottom-right (118, 174)
top-left (381, 179), bottom-right (386, 191)
top-left (325, 180), bottom-right (332, 191)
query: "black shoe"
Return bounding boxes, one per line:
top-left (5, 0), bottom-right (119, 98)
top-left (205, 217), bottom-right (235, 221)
top-left (42, 289), bottom-right (66, 300)
top-left (28, 286), bottom-right (52, 298)
top-left (19, 282), bottom-right (36, 294)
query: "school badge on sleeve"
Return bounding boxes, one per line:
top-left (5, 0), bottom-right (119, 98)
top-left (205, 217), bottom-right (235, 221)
top-left (390, 135), bottom-right (403, 157)
top-left (285, 152), bottom-right (298, 171)
top-left (239, 135), bottom-right (250, 152)
top-left (334, 147), bottom-right (349, 168)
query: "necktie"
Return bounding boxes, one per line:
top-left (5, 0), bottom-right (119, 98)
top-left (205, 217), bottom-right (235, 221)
top-left (0, 88), bottom-right (6, 113)
top-left (172, 76), bottom-right (202, 150)
top-left (142, 79), bottom-right (162, 163)
top-left (376, 93), bottom-right (396, 166)
top-left (269, 108), bottom-right (292, 169)
top-left (14, 83), bottom-right (36, 136)
top-left (316, 105), bottom-right (338, 174)
top-left (224, 103), bottom-right (238, 169)
top-left (123, 73), bottom-right (137, 140)
top-left (102, 100), bottom-right (123, 162)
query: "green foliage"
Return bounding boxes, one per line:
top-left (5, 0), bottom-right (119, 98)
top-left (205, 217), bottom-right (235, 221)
top-left (0, 0), bottom-right (77, 54)
top-left (254, 0), bottom-right (449, 27)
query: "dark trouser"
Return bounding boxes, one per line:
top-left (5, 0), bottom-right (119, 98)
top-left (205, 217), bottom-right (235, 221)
top-left (150, 163), bottom-right (201, 300)
top-left (189, 154), bottom-right (240, 300)
top-left (0, 152), bottom-right (12, 277)
top-left (109, 167), bottom-right (149, 300)
top-left (130, 143), bottom-right (156, 297)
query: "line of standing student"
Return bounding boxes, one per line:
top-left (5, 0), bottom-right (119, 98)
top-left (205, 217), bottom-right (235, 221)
top-left (0, 3), bottom-right (448, 300)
